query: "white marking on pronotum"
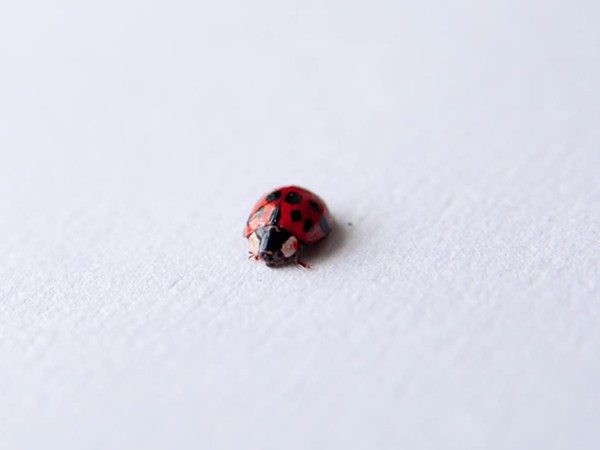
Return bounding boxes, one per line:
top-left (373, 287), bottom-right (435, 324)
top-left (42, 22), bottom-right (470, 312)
top-left (248, 232), bottom-right (260, 256)
top-left (281, 236), bottom-right (298, 258)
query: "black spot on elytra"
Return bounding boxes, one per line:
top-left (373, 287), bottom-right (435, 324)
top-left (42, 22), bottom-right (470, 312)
top-left (284, 191), bottom-right (302, 204)
top-left (308, 200), bottom-right (321, 212)
top-left (265, 190), bottom-right (282, 202)
top-left (269, 207), bottom-right (281, 224)
top-left (303, 219), bottom-right (314, 232)
top-left (290, 209), bottom-right (302, 222)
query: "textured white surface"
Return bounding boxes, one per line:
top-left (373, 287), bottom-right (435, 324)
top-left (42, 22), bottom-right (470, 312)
top-left (1, 1), bottom-right (599, 449)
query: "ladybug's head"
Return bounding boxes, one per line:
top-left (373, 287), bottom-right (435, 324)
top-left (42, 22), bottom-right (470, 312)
top-left (249, 226), bottom-right (299, 267)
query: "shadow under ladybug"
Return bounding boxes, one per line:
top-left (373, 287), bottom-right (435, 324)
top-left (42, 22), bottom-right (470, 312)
top-left (297, 219), bottom-right (348, 266)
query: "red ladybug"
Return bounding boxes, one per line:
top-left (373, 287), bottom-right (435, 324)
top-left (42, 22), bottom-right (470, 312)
top-left (244, 186), bottom-right (333, 268)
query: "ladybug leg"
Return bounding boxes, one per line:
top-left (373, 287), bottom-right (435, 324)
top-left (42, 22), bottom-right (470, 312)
top-left (295, 252), bottom-right (311, 269)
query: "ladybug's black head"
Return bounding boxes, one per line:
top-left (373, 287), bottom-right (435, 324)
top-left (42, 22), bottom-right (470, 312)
top-left (248, 226), bottom-right (299, 267)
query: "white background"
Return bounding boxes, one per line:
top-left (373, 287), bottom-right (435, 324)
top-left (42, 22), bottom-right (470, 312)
top-left (1, 1), bottom-right (599, 449)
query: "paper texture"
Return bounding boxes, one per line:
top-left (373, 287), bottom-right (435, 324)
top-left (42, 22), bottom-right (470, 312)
top-left (1, 1), bottom-right (599, 449)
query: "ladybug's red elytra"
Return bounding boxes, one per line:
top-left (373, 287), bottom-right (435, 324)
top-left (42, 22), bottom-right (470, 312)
top-left (244, 186), bottom-right (332, 268)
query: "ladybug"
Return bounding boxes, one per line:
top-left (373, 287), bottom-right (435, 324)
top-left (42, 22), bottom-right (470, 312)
top-left (244, 186), bottom-right (333, 268)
